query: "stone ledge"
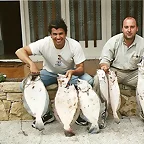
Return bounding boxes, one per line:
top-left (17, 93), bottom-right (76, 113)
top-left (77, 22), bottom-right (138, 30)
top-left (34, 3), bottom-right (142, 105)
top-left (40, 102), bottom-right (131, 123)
top-left (0, 82), bottom-right (57, 121)
top-left (119, 84), bottom-right (137, 117)
top-left (46, 84), bottom-right (58, 91)
top-left (0, 82), bottom-right (138, 120)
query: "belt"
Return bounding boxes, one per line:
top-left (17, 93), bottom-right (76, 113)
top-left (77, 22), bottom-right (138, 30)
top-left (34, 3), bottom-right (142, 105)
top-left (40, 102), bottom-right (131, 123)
top-left (111, 67), bottom-right (138, 73)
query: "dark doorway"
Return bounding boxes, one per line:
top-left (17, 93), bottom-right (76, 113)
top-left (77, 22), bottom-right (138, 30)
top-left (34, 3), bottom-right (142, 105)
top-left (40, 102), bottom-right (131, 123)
top-left (0, 1), bottom-right (22, 59)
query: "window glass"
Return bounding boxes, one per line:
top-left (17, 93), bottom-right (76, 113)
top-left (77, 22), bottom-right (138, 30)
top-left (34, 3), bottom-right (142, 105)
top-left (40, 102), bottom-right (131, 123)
top-left (111, 0), bottom-right (143, 36)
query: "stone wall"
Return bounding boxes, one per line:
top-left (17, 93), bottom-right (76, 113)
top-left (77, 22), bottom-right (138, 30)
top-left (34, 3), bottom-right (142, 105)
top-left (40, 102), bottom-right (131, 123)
top-left (0, 82), bottom-right (138, 121)
top-left (119, 84), bottom-right (138, 116)
top-left (0, 82), bottom-right (57, 121)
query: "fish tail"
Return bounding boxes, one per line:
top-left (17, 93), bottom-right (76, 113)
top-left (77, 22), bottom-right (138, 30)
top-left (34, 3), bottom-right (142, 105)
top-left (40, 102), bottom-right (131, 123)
top-left (113, 112), bottom-right (120, 124)
top-left (35, 116), bottom-right (44, 131)
top-left (64, 129), bottom-right (75, 137)
top-left (88, 123), bottom-right (100, 134)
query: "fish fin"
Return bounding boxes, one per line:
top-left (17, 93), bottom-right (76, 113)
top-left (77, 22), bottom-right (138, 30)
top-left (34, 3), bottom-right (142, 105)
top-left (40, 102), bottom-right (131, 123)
top-left (114, 117), bottom-right (120, 124)
top-left (35, 116), bottom-right (44, 131)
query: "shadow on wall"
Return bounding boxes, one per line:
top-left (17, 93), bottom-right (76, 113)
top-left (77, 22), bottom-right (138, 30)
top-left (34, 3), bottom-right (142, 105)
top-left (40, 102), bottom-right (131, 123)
top-left (84, 59), bottom-right (100, 76)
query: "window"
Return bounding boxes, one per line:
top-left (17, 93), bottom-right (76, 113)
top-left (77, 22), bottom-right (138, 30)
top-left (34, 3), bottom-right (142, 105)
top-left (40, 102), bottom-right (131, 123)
top-left (111, 0), bottom-right (143, 36)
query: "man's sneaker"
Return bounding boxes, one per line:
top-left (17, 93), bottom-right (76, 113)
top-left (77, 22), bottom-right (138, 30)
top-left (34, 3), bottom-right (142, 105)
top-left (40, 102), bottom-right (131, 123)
top-left (32, 112), bottom-right (55, 128)
top-left (75, 116), bottom-right (88, 126)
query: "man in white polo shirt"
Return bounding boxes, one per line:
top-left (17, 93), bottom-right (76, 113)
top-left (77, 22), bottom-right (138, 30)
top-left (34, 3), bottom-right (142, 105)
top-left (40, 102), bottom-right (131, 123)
top-left (15, 18), bottom-right (93, 128)
top-left (94, 16), bottom-right (144, 127)
top-left (99, 17), bottom-right (144, 88)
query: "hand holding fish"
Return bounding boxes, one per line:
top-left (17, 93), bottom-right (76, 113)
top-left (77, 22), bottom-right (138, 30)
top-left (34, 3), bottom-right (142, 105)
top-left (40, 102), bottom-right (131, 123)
top-left (65, 70), bottom-right (74, 82)
top-left (29, 62), bottom-right (40, 75)
top-left (100, 63), bottom-right (109, 73)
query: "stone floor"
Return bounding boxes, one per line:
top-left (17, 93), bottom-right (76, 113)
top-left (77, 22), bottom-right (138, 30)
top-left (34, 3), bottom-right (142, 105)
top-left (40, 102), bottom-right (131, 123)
top-left (0, 116), bottom-right (144, 144)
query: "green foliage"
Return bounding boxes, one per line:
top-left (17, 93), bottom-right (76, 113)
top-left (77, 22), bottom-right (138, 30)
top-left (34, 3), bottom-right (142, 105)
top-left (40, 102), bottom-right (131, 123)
top-left (0, 74), bottom-right (6, 82)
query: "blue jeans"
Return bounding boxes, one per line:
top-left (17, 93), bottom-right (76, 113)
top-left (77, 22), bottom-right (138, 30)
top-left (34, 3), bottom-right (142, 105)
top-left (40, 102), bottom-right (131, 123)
top-left (21, 69), bottom-right (94, 90)
top-left (40, 69), bottom-right (94, 86)
top-left (21, 69), bottom-right (94, 116)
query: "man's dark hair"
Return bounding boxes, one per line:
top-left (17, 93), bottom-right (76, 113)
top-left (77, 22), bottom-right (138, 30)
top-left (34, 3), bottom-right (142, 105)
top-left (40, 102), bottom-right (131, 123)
top-left (48, 18), bottom-right (67, 34)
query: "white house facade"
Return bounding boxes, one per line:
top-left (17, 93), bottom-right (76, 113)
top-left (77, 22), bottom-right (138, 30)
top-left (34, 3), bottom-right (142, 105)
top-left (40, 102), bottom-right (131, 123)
top-left (0, 0), bottom-right (144, 61)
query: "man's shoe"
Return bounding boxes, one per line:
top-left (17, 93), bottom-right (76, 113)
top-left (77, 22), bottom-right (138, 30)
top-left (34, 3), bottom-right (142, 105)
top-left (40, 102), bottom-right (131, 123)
top-left (32, 112), bottom-right (55, 128)
top-left (75, 116), bottom-right (88, 126)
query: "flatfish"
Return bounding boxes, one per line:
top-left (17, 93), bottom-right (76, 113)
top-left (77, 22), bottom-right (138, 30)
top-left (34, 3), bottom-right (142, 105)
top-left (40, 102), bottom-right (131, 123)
top-left (108, 70), bottom-right (121, 123)
top-left (94, 69), bottom-right (109, 128)
top-left (55, 74), bottom-right (80, 137)
top-left (137, 57), bottom-right (144, 119)
top-left (77, 79), bottom-right (100, 134)
top-left (23, 74), bottom-right (49, 131)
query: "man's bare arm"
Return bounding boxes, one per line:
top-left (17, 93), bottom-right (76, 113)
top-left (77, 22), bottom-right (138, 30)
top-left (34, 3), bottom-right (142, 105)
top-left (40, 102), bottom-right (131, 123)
top-left (65, 62), bottom-right (84, 81)
top-left (15, 46), bottom-right (39, 73)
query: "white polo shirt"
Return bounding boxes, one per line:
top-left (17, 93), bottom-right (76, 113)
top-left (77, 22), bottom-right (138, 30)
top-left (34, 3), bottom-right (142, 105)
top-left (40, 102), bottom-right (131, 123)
top-left (99, 33), bottom-right (144, 70)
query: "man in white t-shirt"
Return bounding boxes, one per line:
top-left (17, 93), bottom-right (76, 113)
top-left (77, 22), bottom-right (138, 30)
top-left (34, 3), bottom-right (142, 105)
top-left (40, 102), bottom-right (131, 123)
top-left (15, 18), bottom-right (93, 128)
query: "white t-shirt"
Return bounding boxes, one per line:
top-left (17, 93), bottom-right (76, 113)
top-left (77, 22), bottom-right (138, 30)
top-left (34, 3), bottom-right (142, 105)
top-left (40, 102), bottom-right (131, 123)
top-left (29, 36), bottom-right (86, 74)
